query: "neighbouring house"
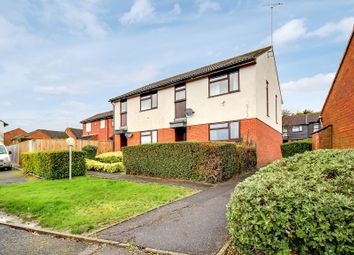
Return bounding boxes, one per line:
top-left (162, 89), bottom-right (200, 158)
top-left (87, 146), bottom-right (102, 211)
top-left (12, 129), bottom-right (68, 143)
top-left (313, 29), bottom-right (354, 149)
top-left (110, 46), bottom-right (283, 167)
top-left (0, 120), bottom-right (9, 144)
top-left (4, 128), bottom-right (27, 146)
top-left (81, 111), bottom-right (114, 141)
top-left (65, 127), bottom-right (83, 140)
top-left (282, 113), bottom-right (320, 142)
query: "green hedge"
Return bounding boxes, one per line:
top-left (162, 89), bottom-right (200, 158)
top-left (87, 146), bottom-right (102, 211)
top-left (281, 138), bottom-right (312, 158)
top-left (227, 149), bottom-right (354, 255)
top-left (122, 142), bottom-right (256, 183)
top-left (86, 159), bottom-right (125, 173)
top-left (82, 145), bottom-right (97, 159)
top-left (22, 151), bottom-right (86, 179)
top-left (95, 151), bottom-right (123, 163)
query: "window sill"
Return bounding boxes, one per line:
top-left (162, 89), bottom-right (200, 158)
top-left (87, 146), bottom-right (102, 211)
top-left (140, 107), bottom-right (158, 112)
top-left (208, 90), bottom-right (240, 98)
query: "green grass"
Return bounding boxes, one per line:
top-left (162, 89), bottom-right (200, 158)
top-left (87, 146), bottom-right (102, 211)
top-left (0, 177), bottom-right (196, 234)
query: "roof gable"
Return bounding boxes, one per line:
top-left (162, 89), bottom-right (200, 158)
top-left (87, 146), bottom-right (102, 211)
top-left (81, 111), bottom-right (113, 124)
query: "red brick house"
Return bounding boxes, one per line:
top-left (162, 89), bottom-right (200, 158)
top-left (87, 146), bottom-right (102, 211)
top-left (81, 111), bottom-right (114, 141)
top-left (313, 29), bottom-right (354, 149)
top-left (110, 46), bottom-right (283, 167)
top-left (65, 128), bottom-right (83, 140)
top-left (4, 128), bottom-right (27, 146)
top-left (12, 129), bottom-right (68, 143)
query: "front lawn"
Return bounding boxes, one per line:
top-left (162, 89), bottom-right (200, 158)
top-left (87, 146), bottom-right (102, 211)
top-left (0, 177), bottom-right (196, 234)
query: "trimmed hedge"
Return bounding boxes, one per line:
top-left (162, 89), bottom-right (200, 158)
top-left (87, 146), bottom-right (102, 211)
top-left (22, 151), bottom-right (86, 179)
top-left (82, 145), bottom-right (97, 159)
top-left (86, 159), bottom-right (125, 173)
top-left (281, 138), bottom-right (312, 158)
top-left (227, 149), bottom-right (354, 255)
top-left (95, 151), bottom-right (123, 163)
top-left (123, 142), bottom-right (256, 183)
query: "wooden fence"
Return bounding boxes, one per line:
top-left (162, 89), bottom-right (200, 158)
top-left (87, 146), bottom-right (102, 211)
top-left (16, 139), bottom-right (113, 164)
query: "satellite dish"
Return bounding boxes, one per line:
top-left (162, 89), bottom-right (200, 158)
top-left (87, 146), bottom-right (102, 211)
top-left (185, 108), bottom-right (195, 117)
top-left (125, 132), bottom-right (133, 138)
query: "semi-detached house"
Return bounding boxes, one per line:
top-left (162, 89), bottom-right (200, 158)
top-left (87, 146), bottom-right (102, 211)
top-left (110, 46), bottom-right (283, 167)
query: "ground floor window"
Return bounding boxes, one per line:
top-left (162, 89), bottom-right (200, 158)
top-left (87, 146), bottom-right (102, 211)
top-left (209, 121), bottom-right (240, 141)
top-left (140, 130), bottom-right (158, 144)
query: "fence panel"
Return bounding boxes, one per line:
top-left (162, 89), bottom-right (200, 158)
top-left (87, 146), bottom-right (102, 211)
top-left (16, 139), bottom-right (113, 165)
top-left (6, 144), bottom-right (19, 165)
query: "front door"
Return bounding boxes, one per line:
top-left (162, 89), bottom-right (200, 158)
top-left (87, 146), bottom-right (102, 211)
top-left (120, 134), bottom-right (127, 148)
top-left (175, 127), bottom-right (186, 141)
top-left (175, 84), bottom-right (186, 119)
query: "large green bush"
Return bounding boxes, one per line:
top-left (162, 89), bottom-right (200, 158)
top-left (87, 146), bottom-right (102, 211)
top-left (281, 138), bottom-right (312, 158)
top-left (82, 145), bottom-right (98, 159)
top-left (22, 151), bottom-right (86, 179)
top-left (123, 142), bottom-right (256, 183)
top-left (86, 159), bottom-right (124, 173)
top-left (227, 149), bottom-right (354, 255)
top-left (95, 151), bottom-right (123, 163)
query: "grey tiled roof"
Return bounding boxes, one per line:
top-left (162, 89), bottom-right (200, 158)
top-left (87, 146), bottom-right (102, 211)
top-left (38, 129), bottom-right (69, 139)
top-left (66, 128), bottom-right (83, 139)
top-left (81, 110), bottom-right (113, 124)
top-left (283, 113), bottom-right (320, 126)
top-left (109, 46), bottom-right (272, 102)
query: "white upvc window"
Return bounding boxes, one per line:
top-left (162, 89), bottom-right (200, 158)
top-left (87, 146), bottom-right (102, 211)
top-left (86, 122), bottom-right (91, 132)
top-left (100, 119), bottom-right (105, 129)
top-left (313, 123), bottom-right (320, 132)
top-left (292, 125), bottom-right (303, 132)
top-left (140, 130), bottom-right (158, 144)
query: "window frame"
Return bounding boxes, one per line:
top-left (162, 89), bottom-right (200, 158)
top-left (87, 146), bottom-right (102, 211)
top-left (208, 70), bottom-right (240, 98)
top-left (208, 120), bottom-right (240, 141)
top-left (292, 125), bottom-right (303, 133)
top-left (100, 119), bottom-right (105, 129)
top-left (275, 94), bottom-right (278, 124)
top-left (140, 130), bottom-right (158, 144)
top-left (313, 123), bottom-right (320, 132)
top-left (86, 122), bottom-right (91, 132)
top-left (120, 100), bottom-right (127, 127)
top-left (140, 92), bottom-right (158, 112)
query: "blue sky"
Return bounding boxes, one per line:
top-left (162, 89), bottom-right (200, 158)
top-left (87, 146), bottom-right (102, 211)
top-left (1, 0), bottom-right (353, 132)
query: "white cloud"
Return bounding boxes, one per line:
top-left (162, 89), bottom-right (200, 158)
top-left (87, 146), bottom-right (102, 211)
top-left (170, 3), bottom-right (182, 15)
top-left (57, 1), bottom-right (108, 38)
top-left (282, 73), bottom-right (335, 92)
top-left (120, 0), bottom-right (155, 25)
top-left (33, 85), bottom-right (86, 96)
top-left (307, 16), bottom-right (354, 40)
top-left (273, 19), bottom-right (307, 47)
top-left (196, 0), bottom-right (221, 15)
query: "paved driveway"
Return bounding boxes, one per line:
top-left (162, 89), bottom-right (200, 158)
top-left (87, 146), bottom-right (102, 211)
top-left (0, 170), bottom-right (34, 185)
top-left (95, 172), bottom-right (254, 255)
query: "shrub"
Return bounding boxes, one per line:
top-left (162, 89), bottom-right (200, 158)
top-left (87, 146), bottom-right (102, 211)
top-left (82, 145), bottom-right (98, 159)
top-left (22, 151), bottom-right (86, 179)
top-left (123, 142), bottom-right (256, 183)
top-left (86, 159), bottom-right (125, 173)
top-left (227, 149), bottom-right (354, 255)
top-left (281, 138), bottom-right (312, 158)
top-left (95, 151), bottom-right (123, 163)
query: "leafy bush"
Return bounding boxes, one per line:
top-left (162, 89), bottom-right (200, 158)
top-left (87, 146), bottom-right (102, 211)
top-left (123, 142), bottom-right (256, 183)
top-left (95, 151), bottom-right (123, 163)
top-left (281, 138), bottom-right (312, 158)
top-left (82, 145), bottom-right (98, 159)
top-left (86, 159), bottom-right (124, 173)
top-left (22, 151), bottom-right (86, 179)
top-left (227, 149), bottom-right (354, 255)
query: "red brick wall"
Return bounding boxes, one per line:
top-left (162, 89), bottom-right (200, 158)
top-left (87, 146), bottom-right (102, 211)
top-left (320, 32), bottom-right (354, 149)
top-left (312, 126), bottom-right (333, 150)
top-left (4, 128), bottom-right (27, 145)
top-left (27, 131), bottom-right (50, 140)
top-left (114, 119), bottom-right (282, 167)
top-left (186, 124), bottom-right (209, 141)
top-left (158, 128), bottom-right (176, 143)
top-left (82, 118), bottom-right (113, 141)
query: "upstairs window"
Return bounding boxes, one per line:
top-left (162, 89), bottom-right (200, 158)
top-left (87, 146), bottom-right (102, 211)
top-left (140, 92), bottom-right (158, 111)
top-left (140, 130), bottom-right (158, 144)
top-left (313, 123), bottom-right (320, 132)
top-left (275, 95), bottom-right (278, 124)
top-left (209, 71), bottom-right (239, 97)
top-left (86, 122), bottom-right (91, 132)
top-left (100, 119), bottom-right (105, 129)
top-left (209, 121), bottom-right (239, 141)
top-left (283, 128), bottom-right (288, 137)
top-left (120, 101), bottom-right (127, 127)
top-left (292, 125), bottom-right (303, 132)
